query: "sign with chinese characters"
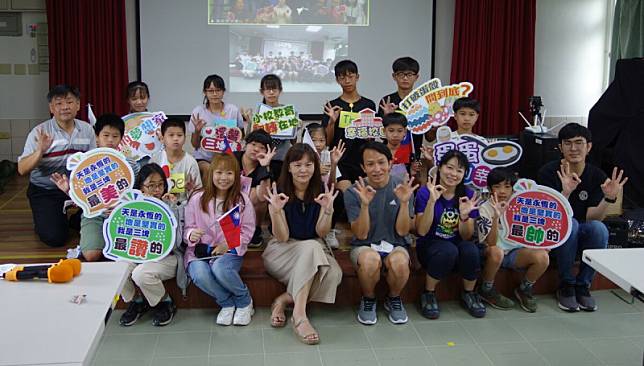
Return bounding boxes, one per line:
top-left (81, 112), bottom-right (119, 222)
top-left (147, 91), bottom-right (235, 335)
top-left (67, 148), bottom-right (135, 218)
top-left (432, 126), bottom-right (523, 189)
top-left (200, 119), bottom-right (243, 153)
top-left (501, 179), bottom-right (573, 250)
top-left (252, 104), bottom-right (299, 139)
top-left (103, 190), bottom-right (177, 263)
top-left (119, 112), bottom-right (167, 161)
top-left (399, 78), bottom-right (473, 134)
top-left (344, 108), bottom-right (384, 139)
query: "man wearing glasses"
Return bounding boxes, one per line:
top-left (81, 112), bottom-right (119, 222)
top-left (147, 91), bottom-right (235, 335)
top-left (538, 123), bottom-right (628, 312)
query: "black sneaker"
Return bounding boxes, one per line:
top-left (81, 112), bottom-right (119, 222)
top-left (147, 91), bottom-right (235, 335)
top-left (556, 285), bottom-right (579, 312)
top-left (419, 291), bottom-right (440, 319)
top-left (575, 285), bottom-right (597, 312)
top-left (461, 291), bottom-right (486, 318)
top-left (248, 226), bottom-right (263, 248)
top-left (119, 300), bottom-right (150, 326)
top-left (152, 297), bottom-right (177, 326)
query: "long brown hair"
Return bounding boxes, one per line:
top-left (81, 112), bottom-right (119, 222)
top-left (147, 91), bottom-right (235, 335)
top-left (278, 143), bottom-right (322, 203)
top-left (199, 153), bottom-right (242, 213)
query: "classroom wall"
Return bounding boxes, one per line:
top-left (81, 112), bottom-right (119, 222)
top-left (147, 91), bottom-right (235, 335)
top-left (0, 0), bottom-right (48, 162)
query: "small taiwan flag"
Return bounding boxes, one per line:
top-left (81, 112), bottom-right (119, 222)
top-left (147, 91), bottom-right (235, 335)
top-left (222, 135), bottom-right (235, 155)
top-left (217, 204), bottom-right (241, 249)
top-left (394, 130), bottom-right (413, 164)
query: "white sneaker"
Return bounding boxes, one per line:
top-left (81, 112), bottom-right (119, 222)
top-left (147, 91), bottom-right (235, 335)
top-left (216, 307), bottom-right (235, 326)
top-left (325, 229), bottom-right (339, 249)
top-left (233, 301), bottom-right (254, 326)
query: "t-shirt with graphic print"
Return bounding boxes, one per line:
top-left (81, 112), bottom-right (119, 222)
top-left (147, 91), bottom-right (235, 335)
top-left (415, 185), bottom-right (475, 245)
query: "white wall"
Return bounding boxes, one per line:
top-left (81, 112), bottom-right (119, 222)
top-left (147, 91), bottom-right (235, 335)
top-left (433, 0), bottom-right (455, 82)
top-left (535, 0), bottom-right (611, 126)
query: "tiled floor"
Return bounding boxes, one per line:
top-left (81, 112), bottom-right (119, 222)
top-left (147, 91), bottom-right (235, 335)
top-left (92, 290), bottom-right (644, 366)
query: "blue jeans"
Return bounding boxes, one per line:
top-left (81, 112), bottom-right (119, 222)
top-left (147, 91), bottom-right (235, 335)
top-left (553, 219), bottom-right (608, 287)
top-left (188, 254), bottom-right (251, 308)
top-left (416, 239), bottom-right (481, 281)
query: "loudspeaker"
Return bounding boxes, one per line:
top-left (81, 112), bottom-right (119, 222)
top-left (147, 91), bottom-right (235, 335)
top-left (519, 131), bottom-right (560, 180)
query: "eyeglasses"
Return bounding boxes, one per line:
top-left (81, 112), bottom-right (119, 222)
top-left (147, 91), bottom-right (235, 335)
top-left (394, 72), bottom-right (417, 79)
top-left (143, 182), bottom-right (165, 191)
top-left (562, 140), bottom-right (587, 149)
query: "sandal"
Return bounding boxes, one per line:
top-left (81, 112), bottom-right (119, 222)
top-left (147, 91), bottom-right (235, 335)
top-left (291, 317), bottom-right (320, 345)
top-left (270, 301), bottom-right (287, 328)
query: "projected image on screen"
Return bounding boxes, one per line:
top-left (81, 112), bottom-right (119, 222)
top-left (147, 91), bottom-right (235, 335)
top-left (209, 0), bottom-right (369, 25)
top-left (229, 25), bottom-right (348, 92)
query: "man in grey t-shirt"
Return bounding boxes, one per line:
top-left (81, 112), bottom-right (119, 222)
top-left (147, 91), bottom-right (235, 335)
top-left (17, 85), bottom-right (96, 247)
top-left (344, 141), bottom-right (417, 325)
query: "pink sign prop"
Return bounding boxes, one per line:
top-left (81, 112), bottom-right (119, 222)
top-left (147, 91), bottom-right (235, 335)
top-left (200, 124), bottom-right (243, 153)
top-left (501, 179), bottom-right (573, 250)
top-left (344, 108), bottom-right (384, 139)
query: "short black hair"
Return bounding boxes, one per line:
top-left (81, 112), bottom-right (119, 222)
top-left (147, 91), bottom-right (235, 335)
top-left (392, 57), bottom-right (419, 74)
top-left (135, 163), bottom-right (168, 195)
top-left (360, 141), bottom-right (392, 164)
top-left (558, 122), bottom-right (592, 143)
top-left (203, 74), bottom-right (226, 92)
top-left (382, 113), bottom-right (408, 128)
top-left (486, 167), bottom-right (518, 189)
top-left (245, 129), bottom-right (273, 146)
top-left (94, 113), bottom-right (125, 137)
top-left (306, 122), bottom-right (326, 138)
top-left (453, 97), bottom-right (480, 114)
top-left (260, 74), bottom-right (283, 91)
top-left (160, 118), bottom-right (186, 135)
top-left (47, 84), bottom-right (80, 102)
top-left (334, 59), bottom-right (358, 77)
top-left (126, 81), bottom-right (150, 99)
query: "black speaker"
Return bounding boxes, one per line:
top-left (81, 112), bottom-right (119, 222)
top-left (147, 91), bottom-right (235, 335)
top-left (519, 131), bottom-right (560, 180)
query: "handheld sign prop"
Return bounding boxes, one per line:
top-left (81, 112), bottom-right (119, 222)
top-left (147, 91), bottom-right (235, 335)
top-left (200, 119), bottom-right (242, 153)
top-left (501, 179), bottom-right (573, 250)
top-left (67, 148), bottom-right (135, 218)
top-left (399, 78), bottom-right (473, 134)
top-left (119, 112), bottom-right (167, 161)
top-left (103, 190), bottom-right (177, 263)
top-left (432, 126), bottom-right (522, 189)
top-left (344, 108), bottom-right (384, 139)
top-left (252, 104), bottom-right (299, 139)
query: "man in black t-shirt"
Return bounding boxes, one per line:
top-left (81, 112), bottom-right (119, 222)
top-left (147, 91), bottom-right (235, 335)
top-left (538, 123), bottom-right (627, 312)
top-left (322, 60), bottom-right (376, 192)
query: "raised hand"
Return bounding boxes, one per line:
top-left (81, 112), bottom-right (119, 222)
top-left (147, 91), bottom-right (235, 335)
top-left (257, 145), bottom-right (276, 167)
top-left (557, 161), bottom-right (581, 196)
top-left (459, 191), bottom-right (482, 219)
top-left (189, 228), bottom-right (205, 243)
top-left (394, 174), bottom-right (419, 203)
top-left (489, 192), bottom-right (507, 218)
top-left (330, 139), bottom-right (346, 165)
top-left (241, 108), bottom-right (253, 123)
top-left (379, 96), bottom-right (398, 116)
top-left (419, 145), bottom-right (434, 165)
top-left (190, 113), bottom-right (207, 134)
top-left (162, 192), bottom-right (178, 204)
top-left (354, 176), bottom-right (376, 206)
top-left (264, 182), bottom-right (289, 211)
top-left (426, 173), bottom-right (444, 203)
top-left (324, 102), bottom-right (342, 124)
top-left (212, 242), bottom-right (229, 256)
top-left (185, 174), bottom-right (196, 194)
top-left (36, 128), bottom-right (53, 154)
top-left (314, 183), bottom-right (339, 211)
top-left (50, 172), bottom-right (70, 194)
top-left (601, 167), bottom-right (628, 200)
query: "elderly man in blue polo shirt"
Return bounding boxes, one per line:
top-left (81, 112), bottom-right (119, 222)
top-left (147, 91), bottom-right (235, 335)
top-left (18, 85), bottom-right (96, 247)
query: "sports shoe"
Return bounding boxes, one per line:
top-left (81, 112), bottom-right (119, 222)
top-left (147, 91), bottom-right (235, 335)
top-left (248, 226), bottom-right (263, 248)
top-left (419, 291), bottom-right (440, 319)
top-left (461, 291), bottom-right (486, 318)
top-left (233, 301), bottom-right (255, 326)
top-left (357, 297), bottom-right (377, 325)
top-left (384, 296), bottom-right (408, 324)
top-left (324, 229), bottom-right (340, 249)
top-left (556, 285), bottom-right (579, 312)
top-left (575, 285), bottom-right (597, 312)
top-left (119, 299), bottom-right (150, 326)
top-left (514, 286), bottom-right (537, 313)
top-left (152, 297), bottom-right (177, 326)
top-left (216, 307), bottom-right (236, 326)
top-left (479, 286), bottom-right (515, 310)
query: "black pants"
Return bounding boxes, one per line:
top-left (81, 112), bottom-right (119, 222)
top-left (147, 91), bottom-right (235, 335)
top-left (27, 183), bottom-right (79, 247)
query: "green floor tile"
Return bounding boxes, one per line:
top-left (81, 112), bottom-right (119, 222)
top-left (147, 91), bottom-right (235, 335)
top-left (317, 325), bottom-right (370, 351)
top-left (414, 321), bottom-right (475, 346)
top-left (152, 356), bottom-right (209, 366)
top-left (508, 317), bottom-right (576, 342)
top-left (362, 322), bottom-right (423, 348)
top-left (320, 349), bottom-right (377, 366)
top-left (154, 331), bottom-right (211, 357)
top-left (209, 354), bottom-right (264, 366)
top-left (532, 339), bottom-right (602, 366)
top-left (93, 333), bottom-right (158, 362)
top-left (374, 347), bottom-right (435, 366)
top-left (428, 344), bottom-right (493, 366)
top-left (480, 342), bottom-right (547, 366)
top-left (459, 319), bottom-right (523, 344)
top-left (579, 338), bottom-right (644, 366)
top-left (265, 351), bottom-right (322, 366)
top-left (209, 328), bottom-right (263, 355)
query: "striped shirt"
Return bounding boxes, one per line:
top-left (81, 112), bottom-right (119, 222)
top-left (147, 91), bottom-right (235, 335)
top-left (19, 118), bottom-right (96, 189)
